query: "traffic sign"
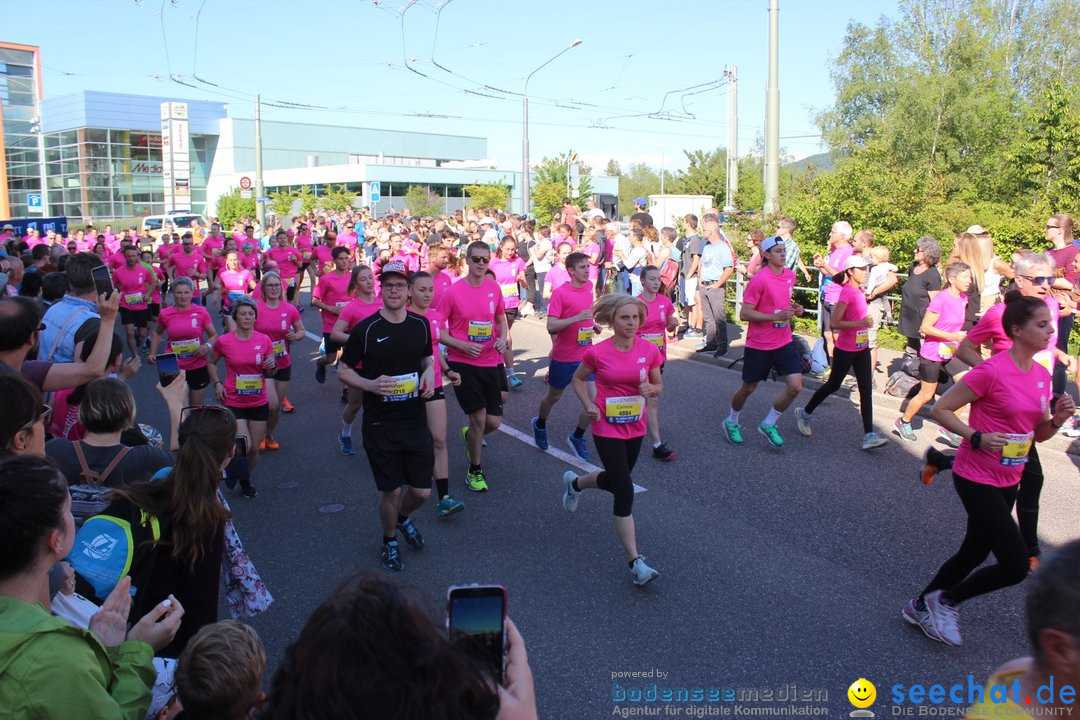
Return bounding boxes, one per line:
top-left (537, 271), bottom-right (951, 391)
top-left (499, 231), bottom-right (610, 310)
top-left (240, 190), bottom-right (252, 199)
top-left (239, 176), bottom-right (253, 190)
top-left (27, 193), bottom-right (43, 213)
top-left (369, 181), bottom-right (381, 203)
top-left (256, 196), bottom-right (270, 203)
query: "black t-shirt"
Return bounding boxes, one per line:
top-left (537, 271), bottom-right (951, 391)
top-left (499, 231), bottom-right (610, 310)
top-left (898, 263), bottom-right (942, 338)
top-left (45, 439), bottom-right (173, 487)
top-left (631, 211), bottom-right (654, 228)
top-left (339, 310), bottom-right (432, 426)
top-left (681, 234), bottom-right (704, 274)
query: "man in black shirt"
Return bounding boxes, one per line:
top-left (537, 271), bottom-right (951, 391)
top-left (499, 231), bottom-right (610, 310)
top-left (338, 261), bottom-right (436, 572)
top-left (630, 197), bottom-right (654, 228)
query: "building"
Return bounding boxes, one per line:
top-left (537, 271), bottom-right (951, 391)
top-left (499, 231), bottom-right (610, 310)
top-left (32, 89), bottom-right (617, 223)
top-left (0, 42), bottom-right (45, 220)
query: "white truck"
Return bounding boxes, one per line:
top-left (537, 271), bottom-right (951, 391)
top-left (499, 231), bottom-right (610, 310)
top-left (645, 194), bottom-right (715, 229)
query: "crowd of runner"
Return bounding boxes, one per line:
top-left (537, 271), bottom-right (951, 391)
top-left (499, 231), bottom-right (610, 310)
top-left (0, 201), bottom-right (1078, 718)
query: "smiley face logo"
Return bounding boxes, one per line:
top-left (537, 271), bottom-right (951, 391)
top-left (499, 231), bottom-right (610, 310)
top-left (847, 678), bottom-right (876, 709)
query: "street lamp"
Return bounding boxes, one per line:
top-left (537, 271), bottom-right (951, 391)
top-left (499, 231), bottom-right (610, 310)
top-left (522, 38), bottom-right (582, 216)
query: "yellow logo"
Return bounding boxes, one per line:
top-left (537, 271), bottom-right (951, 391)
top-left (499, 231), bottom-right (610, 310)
top-left (848, 678), bottom-right (876, 709)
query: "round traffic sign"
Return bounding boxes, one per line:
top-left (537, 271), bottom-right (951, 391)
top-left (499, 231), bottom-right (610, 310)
top-left (239, 176), bottom-right (252, 190)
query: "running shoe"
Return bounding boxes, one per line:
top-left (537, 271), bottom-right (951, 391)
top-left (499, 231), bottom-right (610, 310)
top-left (531, 417), bottom-right (548, 450)
top-left (794, 407), bottom-right (812, 437)
top-left (722, 419), bottom-right (744, 445)
top-left (894, 417), bottom-right (917, 442)
top-left (652, 443), bottom-right (676, 461)
top-left (437, 495), bottom-right (465, 518)
top-left (566, 434), bottom-right (591, 461)
top-left (396, 517), bottom-right (425, 550)
top-left (861, 432), bottom-right (888, 451)
top-left (937, 428), bottom-right (963, 448)
top-left (465, 468), bottom-right (488, 493)
top-left (923, 590), bottom-right (962, 646)
top-left (695, 344), bottom-right (719, 353)
top-left (684, 329), bottom-right (703, 339)
top-left (460, 426), bottom-right (473, 464)
top-left (630, 556), bottom-right (659, 586)
top-left (920, 447), bottom-right (951, 485)
top-left (381, 540), bottom-right (403, 571)
top-left (508, 374), bottom-right (524, 390)
top-left (757, 421), bottom-right (784, 448)
top-left (901, 597), bottom-right (941, 641)
top-left (281, 397), bottom-right (294, 413)
top-left (262, 435), bottom-right (280, 451)
top-left (339, 433), bottom-right (355, 456)
top-left (1029, 555), bottom-right (1040, 571)
top-left (315, 363), bottom-right (326, 384)
top-left (562, 471), bottom-right (581, 512)
top-left (240, 480), bottom-right (257, 498)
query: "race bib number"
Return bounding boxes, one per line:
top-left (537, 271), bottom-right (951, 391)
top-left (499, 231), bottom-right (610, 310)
top-left (170, 339), bottom-right (199, 358)
top-left (500, 282), bottom-right (518, 298)
top-left (385, 372), bottom-right (418, 402)
top-left (1034, 350), bottom-right (1053, 374)
top-left (854, 328), bottom-right (869, 350)
top-left (286, 277), bottom-right (296, 287)
top-left (640, 332), bottom-right (664, 349)
top-left (272, 339), bottom-right (287, 358)
top-left (234, 374), bottom-right (264, 395)
top-left (301, 251), bottom-right (312, 261)
top-left (123, 292), bottom-right (144, 306)
top-left (228, 291), bottom-right (244, 303)
top-left (605, 395), bottom-right (644, 424)
top-left (938, 342), bottom-right (956, 360)
top-left (1000, 432), bottom-right (1033, 467)
top-left (468, 320), bottom-right (493, 342)
top-left (576, 326), bottom-right (594, 346)
top-left (335, 301), bottom-right (350, 309)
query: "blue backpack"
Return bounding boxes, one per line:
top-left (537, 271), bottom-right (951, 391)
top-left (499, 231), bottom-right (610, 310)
top-left (70, 508), bottom-right (161, 602)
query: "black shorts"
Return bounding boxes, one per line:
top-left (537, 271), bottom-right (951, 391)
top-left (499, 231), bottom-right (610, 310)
top-left (272, 365), bottom-right (292, 382)
top-left (820, 302), bottom-right (835, 333)
top-left (448, 362), bottom-right (504, 416)
top-left (505, 307), bottom-right (520, 323)
top-left (186, 365), bottom-right (211, 390)
top-left (299, 262), bottom-right (311, 273)
top-left (148, 303), bottom-right (161, 318)
top-left (323, 332), bottom-right (343, 357)
top-left (919, 358), bottom-right (944, 384)
top-left (425, 386), bottom-right (446, 403)
top-left (228, 403), bottom-right (269, 422)
top-left (120, 307), bottom-right (150, 328)
top-left (497, 363), bottom-right (508, 393)
top-left (362, 422), bottom-right (435, 492)
top-left (741, 342), bottom-right (803, 384)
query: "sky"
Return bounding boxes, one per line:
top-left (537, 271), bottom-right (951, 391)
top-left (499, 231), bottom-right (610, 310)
top-left (5, 0), bottom-right (900, 175)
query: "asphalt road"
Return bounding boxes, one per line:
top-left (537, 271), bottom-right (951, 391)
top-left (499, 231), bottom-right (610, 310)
top-left (123, 293), bottom-right (1080, 718)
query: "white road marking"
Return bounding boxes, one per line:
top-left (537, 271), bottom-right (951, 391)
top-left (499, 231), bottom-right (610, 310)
top-left (496, 423), bottom-right (646, 493)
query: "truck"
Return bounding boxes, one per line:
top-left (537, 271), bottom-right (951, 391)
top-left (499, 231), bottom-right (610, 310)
top-left (645, 195), bottom-right (715, 229)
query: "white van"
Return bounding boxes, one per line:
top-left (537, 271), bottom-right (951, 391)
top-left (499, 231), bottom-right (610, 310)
top-left (141, 213), bottom-right (208, 242)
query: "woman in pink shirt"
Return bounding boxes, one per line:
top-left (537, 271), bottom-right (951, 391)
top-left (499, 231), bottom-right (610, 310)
top-left (265, 230), bottom-right (304, 309)
top-left (255, 272), bottom-right (305, 449)
top-left (150, 277), bottom-right (217, 406)
top-left (207, 297), bottom-right (276, 497)
top-left (217, 251), bottom-right (257, 327)
top-left (330, 265), bottom-right (380, 444)
top-left (490, 237), bottom-right (527, 389)
top-left (542, 242), bottom-right (575, 301)
top-left (896, 262), bottom-right (972, 443)
top-left (636, 265), bottom-right (679, 461)
top-left (563, 293), bottom-right (664, 586)
top-left (904, 295), bottom-right (1075, 646)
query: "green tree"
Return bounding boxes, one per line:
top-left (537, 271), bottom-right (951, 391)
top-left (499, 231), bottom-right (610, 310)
top-left (319, 184), bottom-right (360, 214)
top-left (531, 182), bottom-right (567, 225)
top-left (463, 182), bottom-right (511, 212)
top-left (215, 187), bottom-right (256, 229)
top-left (532, 154), bottom-right (593, 211)
top-left (269, 189), bottom-right (299, 218)
top-left (1006, 78), bottom-right (1080, 211)
top-left (616, 163), bottom-right (661, 217)
top-left (403, 185), bottom-right (444, 218)
top-left (604, 158), bottom-right (621, 176)
top-left (670, 148), bottom-right (727, 207)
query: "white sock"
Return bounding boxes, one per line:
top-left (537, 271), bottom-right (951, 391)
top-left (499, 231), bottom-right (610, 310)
top-left (764, 408), bottom-right (782, 426)
top-left (727, 408), bottom-right (740, 424)
top-left (653, 440), bottom-right (662, 449)
top-left (341, 418), bottom-right (353, 438)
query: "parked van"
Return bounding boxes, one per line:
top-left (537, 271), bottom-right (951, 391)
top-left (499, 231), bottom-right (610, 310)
top-left (141, 213), bottom-right (207, 242)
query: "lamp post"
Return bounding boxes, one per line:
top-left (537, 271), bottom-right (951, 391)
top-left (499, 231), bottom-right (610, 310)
top-left (522, 39), bottom-right (582, 216)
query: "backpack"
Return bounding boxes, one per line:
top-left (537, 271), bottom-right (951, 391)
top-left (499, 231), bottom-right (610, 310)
top-left (884, 371), bottom-right (920, 399)
top-left (70, 442), bottom-right (132, 525)
top-left (809, 338), bottom-right (829, 375)
top-left (900, 350), bottom-right (921, 379)
top-left (658, 257), bottom-right (680, 290)
top-left (70, 507), bottom-right (161, 602)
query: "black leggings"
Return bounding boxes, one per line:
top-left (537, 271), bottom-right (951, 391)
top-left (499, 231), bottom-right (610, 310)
top-left (921, 473), bottom-right (1028, 605)
top-left (1015, 443), bottom-right (1044, 558)
top-left (804, 347), bottom-right (873, 433)
top-left (593, 434), bottom-right (643, 518)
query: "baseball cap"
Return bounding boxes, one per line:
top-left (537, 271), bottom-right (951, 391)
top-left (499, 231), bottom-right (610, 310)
top-left (965, 224), bottom-right (989, 235)
top-left (380, 260), bottom-right (408, 281)
top-left (832, 254), bottom-right (871, 283)
top-left (633, 197), bottom-right (646, 206)
top-left (760, 235), bottom-right (785, 253)
top-left (479, 217), bottom-right (496, 226)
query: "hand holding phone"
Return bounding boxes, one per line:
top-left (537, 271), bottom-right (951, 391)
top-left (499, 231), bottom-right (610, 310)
top-left (447, 584), bottom-right (507, 683)
top-left (92, 264), bottom-right (113, 299)
top-left (155, 353), bottom-right (179, 387)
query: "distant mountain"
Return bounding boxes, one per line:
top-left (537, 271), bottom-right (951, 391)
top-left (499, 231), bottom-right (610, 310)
top-left (786, 152), bottom-right (834, 173)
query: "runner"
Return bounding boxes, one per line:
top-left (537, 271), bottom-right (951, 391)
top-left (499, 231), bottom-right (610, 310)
top-left (490, 237), bottom-right (527, 390)
top-left (168, 235), bottom-right (208, 306)
top-left (426, 245), bottom-right (454, 315)
top-left (216, 251), bottom-right (257, 326)
top-left (561, 293), bottom-right (664, 586)
top-left (902, 295), bottom-right (1075, 646)
top-left (330, 265), bottom-right (381, 453)
top-left (265, 230), bottom-right (304, 310)
top-left (149, 276), bottom-right (217, 406)
top-left (336, 260), bottom-right (437, 571)
top-left (722, 236), bottom-right (805, 448)
top-left (312, 246), bottom-right (352, 385)
top-left (294, 221), bottom-right (315, 300)
top-left (794, 256), bottom-right (889, 450)
top-left (407, 270), bottom-right (466, 517)
top-left (531, 251), bottom-right (598, 461)
top-left (636, 265), bottom-right (679, 460)
top-left (255, 272), bottom-right (305, 450)
top-left (895, 262), bottom-right (972, 443)
top-left (440, 240), bottom-right (509, 493)
top-left (113, 245), bottom-right (158, 357)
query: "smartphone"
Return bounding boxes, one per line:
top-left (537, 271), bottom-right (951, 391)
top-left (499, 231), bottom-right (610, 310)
top-left (224, 436), bottom-right (249, 488)
top-left (155, 353), bottom-right (179, 387)
top-left (447, 584), bottom-right (507, 683)
top-left (91, 264), bottom-right (113, 298)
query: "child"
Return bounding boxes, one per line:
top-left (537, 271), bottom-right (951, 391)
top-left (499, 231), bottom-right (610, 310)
top-left (865, 245), bottom-right (898, 375)
top-left (160, 620), bottom-right (266, 720)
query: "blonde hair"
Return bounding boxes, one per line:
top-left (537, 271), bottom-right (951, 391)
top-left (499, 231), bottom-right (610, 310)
top-left (953, 232), bottom-right (990, 293)
top-left (176, 620), bottom-right (266, 720)
top-left (592, 293), bottom-right (646, 327)
top-left (869, 245), bottom-right (891, 263)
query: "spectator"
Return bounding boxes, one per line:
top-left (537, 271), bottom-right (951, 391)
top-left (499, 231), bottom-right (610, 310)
top-left (898, 236), bottom-right (943, 354)
top-left (630, 197), bottom-right (653, 228)
top-left (41, 271), bottom-right (68, 307)
top-left (164, 620), bottom-right (266, 720)
top-left (46, 329), bottom-right (140, 441)
top-left (0, 374), bottom-right (48, 458)
top-left (39, 252), bottom-right (102, 363)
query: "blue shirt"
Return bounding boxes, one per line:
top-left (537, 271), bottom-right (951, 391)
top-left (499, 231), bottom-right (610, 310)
top-left (699, 239), bottom-right (734, 283)
top-left (40, 295), bottom-right (99, 363)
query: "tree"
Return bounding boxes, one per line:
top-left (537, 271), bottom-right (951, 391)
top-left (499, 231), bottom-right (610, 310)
top-left (404, 185), bottom-right (443, 218)
top-left (1006, 78), bottom-right (1080, 212)
top-left (531, 154), bottom-right (593, 212)
top-left (616, 163), bottom-right (661, 217)
top-left (670, 148), bottom-right (727, 208)
top-left (604, 158), bottom-right (621, 176)
top-left (319, 184), bottom-right (360, 214)
top-left (531, 182), bottom-right (567, 226)
top-left (216, 188), bottom-right (256, 229)
top-left (463, 182), bottom-right (511, 212)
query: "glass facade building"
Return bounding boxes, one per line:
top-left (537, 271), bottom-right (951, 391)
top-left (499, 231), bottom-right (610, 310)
top-left (0, 42), bottom-right (44, 219)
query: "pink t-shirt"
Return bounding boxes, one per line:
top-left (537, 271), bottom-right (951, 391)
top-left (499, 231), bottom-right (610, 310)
top-left (638, 293), bottom-right (676, 358)
top-left (445, 277), bottom-right (506, 367)
top-left (582, 337), bottom-right (663, 439)
top-left (548, 282), bottom-right (595, 363)
top-left (212, 331), bottom-right (273, 408)
top-left (239, 249), bottom-right (261, 272)
top-left (431, 270), bottom-right (453, 316)
top-left (338, 296), bottom-right (380, 333)
top-left (834, 281), bottom-right (870, 353)
top-left (313, 271), bottom-right (352, 333)
top-left (266, 246), bottom-right (303, 282)
top-left (420, 307), bottom-right (446, 389)
top-left (312, 245), bottom-right (333, 274)
top-left (583, 242), bottom-right (601, 281)
top-left (823, 245), bottom-right (854, 304)
top-left (169, 252), bottom-right (206, 297)
top-left (966, 296), bottom-right (1060, 373)
top-left (201, 237), bottom-right (225, 264)
top-left (157, 304), bottom-right (213, 370)
top-left (219, 268), bottom-right (255, 299)
top-left (952, 351), bottom-right (1052, 487)
top-left (490, 257), bottom-right (525, 310)
top-left (295, 234), bottom-right (313, 262)
top-left (336, 232), bottom-right (359, 252)
top-left (107, 251), bottom-right (127, 270)
top-left (743, 267), bottom-right (797, 350)
top-left (920, 290), bottom-right (968, 363)
top-left (546, 264), bottom-right (571, 294)
top-left (256, 301), bottom-right (302, 369)
top-left (114, 264), bottom-right (153, 310)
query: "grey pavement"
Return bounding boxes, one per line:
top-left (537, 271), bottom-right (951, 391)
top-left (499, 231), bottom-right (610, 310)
top-left (122, 296), bottom-right (1080, 718)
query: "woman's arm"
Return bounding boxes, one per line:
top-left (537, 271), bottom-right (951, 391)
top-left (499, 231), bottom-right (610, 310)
top-left (919, 309), bottom-right (964, 341)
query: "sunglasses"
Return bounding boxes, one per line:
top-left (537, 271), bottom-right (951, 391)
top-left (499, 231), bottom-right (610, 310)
top-left (1021, 275), bottom-right (1053, 286)
top-left (11, 404), bottom-right (52, 444)
top-left (468, 255), bottom-right (491, 264)
top-left (181, 405), bottom-right (234, 425)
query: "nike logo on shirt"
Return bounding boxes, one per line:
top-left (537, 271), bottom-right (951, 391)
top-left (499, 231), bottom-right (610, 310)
top-left (377, 336), bottom-right (389, 343)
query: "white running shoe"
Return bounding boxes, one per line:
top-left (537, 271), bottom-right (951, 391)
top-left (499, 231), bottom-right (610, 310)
top-left (794, 407), bottom-right (812, 437)
top-left (924, 590), bottom-right (962, 646)
top-left (630, 556), bottom-right (659, 586)
top-left (861, 431), bottom-right (888, 450)
top-left (562, 471), bottom-right (580, 512)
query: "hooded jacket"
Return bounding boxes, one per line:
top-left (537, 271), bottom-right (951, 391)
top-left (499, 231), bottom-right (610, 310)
top-left (0, 595), bottom-right (155, 720)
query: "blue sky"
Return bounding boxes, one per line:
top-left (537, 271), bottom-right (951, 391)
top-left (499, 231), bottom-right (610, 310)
top-left (6, 0), bottom-right (899, 173)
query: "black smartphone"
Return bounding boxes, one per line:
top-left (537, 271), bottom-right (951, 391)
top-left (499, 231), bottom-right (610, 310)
top-left (224, 436), bottom-right (249, 488)
top-left (447, 584), bottom-right (507, 683)
top-left (91, 264), bottom-right (113, 298)
top-left (155, 353), bottom-right (179, 387)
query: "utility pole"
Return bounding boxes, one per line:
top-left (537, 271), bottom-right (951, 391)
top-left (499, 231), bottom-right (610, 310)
top-left (723, 66), bottom-right (738, 213)
top-left (254, 94), bottom-right (265, 231)
top-left (659, 140), bottom-right (665, 195)
top-left (763, 0), bottom-right (780, 215)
